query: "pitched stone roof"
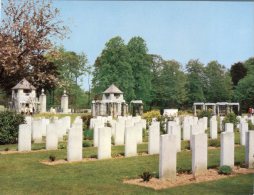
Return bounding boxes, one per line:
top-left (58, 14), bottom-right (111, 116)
top-left (103, 84), bottom-right (123, 94)
top-left (12, 78), bottom-right (36, 90)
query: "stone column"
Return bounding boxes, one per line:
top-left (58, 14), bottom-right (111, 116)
top-left (220, 132), bottom-right (234, 167)
top-left (61, 90), bottom-right (69, 114)
top-left (245, 131), bottom-right (254, 168)
top-left (18, 124), bottom-right (31, 152)
top-left (192, 133), bottom-right (207, 176)
top-left (39, 89), bottom-right (46, 113)
top-left (159, 134), bottom-right (177, 181)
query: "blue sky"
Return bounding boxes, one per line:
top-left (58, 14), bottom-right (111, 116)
top-left (2, 1), bottom-right (254, 90)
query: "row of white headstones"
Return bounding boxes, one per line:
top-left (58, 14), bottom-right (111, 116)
top-left (18, 115), bottom-right (254, 174)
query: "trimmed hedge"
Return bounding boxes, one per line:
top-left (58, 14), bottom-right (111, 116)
top-left (0, 111), bottom-right (25, 144)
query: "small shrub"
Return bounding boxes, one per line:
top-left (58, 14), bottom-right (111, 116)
top-left (209, 139), bottom-right (220, 147)
top-left (83, 141), bottom-right (92, 147)
top-left (0, 111), bottom-right (25, 144)
top-left (142, 110), bottom-right (161, 125)
top-left (139, 171), bottom-right (153, 182)
top-left (218, 165), bottom-right (232, 175)
top-left (248, 120), bottom-right (254, 130)
top-left (58, 143), bottom-right (66, 149)
top-left (49, 155), bottom-right (56, 162)
top-left (83, 129), bottom-right (93, 140)
top-left (222, 113), bottom-right (239, 130)
top-left (197, 109), bottom-right (213, 120)
top-left (105, 120), bottom-right (112, 127)
top-left (4, 147), bottom-right (9, 151)
top-left (81, 114), bottom-right (92, 130)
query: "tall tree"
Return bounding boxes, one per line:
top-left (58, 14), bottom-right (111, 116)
top-left (92, 36), bottom-right (135, 102)
top-left (0, 0), bottom-right (67, 93)
top-left (234, 57), bottom-right (254, 111)
top-left (186, 59), bottom-right (206, 104)
top-left (150, 54), bottom-right (164, 109)
top-left (158, 60), bottom-right (188, 108)
top-left (45, 47), bottom-right (89, 109)
top-left (127, 37), bottom-right (152, 106)
top-left (230, 62), bottom-right (247, 86)
top-left (204, 61), bottom-right (232, 102)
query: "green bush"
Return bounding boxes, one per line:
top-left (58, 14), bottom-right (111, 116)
top-left (218, 165), bottom-right (232, 175)
top-left (248, 120), bottom-right (254, 130)
top-left (197, 109), bottom-right (213, 121)
top-left (209, 139), bottom-right (220, 147)
top-left (222, 113), bottom-right (239, 130)
top-left (58, 143), bottom-right (66, 149)
top-left (81, 114), bottom-right (92, 130)
top-left (83, 141), bottom-right (92, 147)
top-left (0, 111), bottom-right (25, 144)
top-left (139, 171), bottom-right (153, 182)
top-left (142, 110), bottom-right (161, 125)
top-left (49, 155), bottom-right (56, 162)
top-left (83, 129), bottom-right (93, 140)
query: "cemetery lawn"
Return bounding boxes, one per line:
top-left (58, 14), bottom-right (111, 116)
top-left (0, 143), bottom-right (253, 195)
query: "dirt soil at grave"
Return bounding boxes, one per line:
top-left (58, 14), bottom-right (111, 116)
top-left (123, 167), bottom-right (254, 190)
top-left (0, 149), bottom-right (48, 155)
top-left (41, 152), bottom-right (150, 166)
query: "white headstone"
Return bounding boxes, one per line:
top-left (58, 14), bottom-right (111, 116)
top-left (148, 122), bottom-right (160, 154)
top-left (46, 123), bottom-right (58, 150)
top-left (192, 133), bottom-right (207, 176)
top-left (225, 123), bottom-right (234, 133)
top-left (93, 122), bottom-right (104, 147)
top-left (183, 118), bottom-right (191, 140)
top-left (98, 127), bottom-right (111, 159)
top-left (135, 122), bottom-right (143, 144)
top-left (67, 122), bottom-right (83, 162)
top-left (168, 124), bottom-right (181, 152)
top-left (159, 134), bottom-right (177, 181)
top-left (220, 132), bottom-right (234, 167)
top-left (32, 119), bottom-right (43, 143)
top-left (114, 122), bottom-right (125, 145)
top-left (125, 126), bottom-right (137, 157)
top-left (18, 124), bottom-right (31, 152)
top-left (240, 122), bottom-right (248, 146)
top-left (210, 118), bottom-right (218, 139)
top-left (245, 131), bottom-right (254, 168)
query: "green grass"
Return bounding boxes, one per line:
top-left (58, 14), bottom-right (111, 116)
top-left (0, 142), bottom-right (253, 195)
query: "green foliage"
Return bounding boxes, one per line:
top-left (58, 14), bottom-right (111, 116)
top-left (0, 111), bottom-right (25, 144)
top-left (233, 58), bottom-right (254, 111)
top-left (127, 37), bottom-right (152, 105)
top-left (209, 139), bottom-right (220, 147)
top-left (186, 59), bottom-right (206, 105)
top-left (218, 165), bottom-right (232, 175)
top-left (230, 62), bottom-right (247, 86)
top-left (4, 147), bottom-right (9, 151)
top-left (49, 155), bottom-right (56, 162)
top-left (222, 112), bottom-right (239, 129)
top-left (58, 143), bottom-right (66, 149)
top-left (81, 114), bottom-right (92, 130)
top-left (197, 109), bottom-right (213, 120)
top-left (204, 61), bottom-right (232, 102)
top-left (139, 171), bottom-right (153, 182)
top-left (83, 129), bottom-right (93, 140)
top-left (92, 36), bottom-right (135, 102)
top-left (142, 110), bottom-right (161, 125)
top-left (248, 121), bottom-right (254, 130)
top-left (158, 60), bottom-right (188, 107)
top-left (83, 141), bottom-right (92, 147)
